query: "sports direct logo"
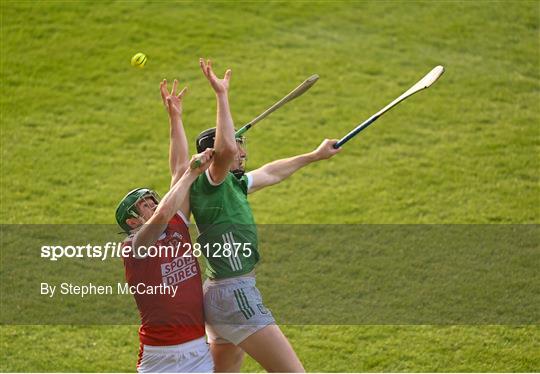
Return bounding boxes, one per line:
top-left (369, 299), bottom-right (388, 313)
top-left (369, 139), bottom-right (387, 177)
top-left (161, 256), bottom-right (198, 286)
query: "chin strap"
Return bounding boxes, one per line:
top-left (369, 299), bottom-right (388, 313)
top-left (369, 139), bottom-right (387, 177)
top-left (232, 169), bottom-right (245, 179)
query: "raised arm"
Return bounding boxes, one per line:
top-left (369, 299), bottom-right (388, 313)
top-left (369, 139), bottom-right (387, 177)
top-left (200, 58), bottom-right (236, 184)
top-left (160, 79), bottom-right (189, 188)
top-left (248, 139), bottom-right (341, 193)
top-left (132, 149), bottom-right (214, 251)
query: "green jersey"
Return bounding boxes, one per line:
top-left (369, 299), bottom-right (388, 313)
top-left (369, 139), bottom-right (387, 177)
top-left (190, 170), bottom-right (259, 279)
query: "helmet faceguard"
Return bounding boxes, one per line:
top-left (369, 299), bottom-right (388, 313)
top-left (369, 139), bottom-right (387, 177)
top-left (232, 136), bottom-right (247, 178)
top-left (115, 188), bottom-right (160, 233)
top-left (236, 135), bottom-right (246, 150)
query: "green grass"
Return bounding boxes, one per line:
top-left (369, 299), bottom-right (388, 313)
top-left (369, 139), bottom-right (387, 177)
top-left (1, 0), bottom-right (539, 372)
top-left (2, 325), bottom-right (538, 372)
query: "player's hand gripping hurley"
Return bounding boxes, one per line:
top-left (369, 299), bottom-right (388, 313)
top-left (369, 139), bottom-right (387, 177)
top-left (334, 65), bottom-right (445, 148)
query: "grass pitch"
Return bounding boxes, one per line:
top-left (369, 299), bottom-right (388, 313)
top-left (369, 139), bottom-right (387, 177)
top-left (1, 1), bottom-right (539, 372)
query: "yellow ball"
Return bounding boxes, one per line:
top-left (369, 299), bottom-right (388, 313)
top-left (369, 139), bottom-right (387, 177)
top-left (131, 52), bottom-right (147, 68)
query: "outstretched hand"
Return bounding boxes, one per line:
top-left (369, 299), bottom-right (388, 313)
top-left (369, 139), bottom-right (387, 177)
top-left (312, 139), bottom-right (342, 161)
top-left (199, 58), bottom-right (231, 94)
top-left (160, 79), bottom-right (187, 118)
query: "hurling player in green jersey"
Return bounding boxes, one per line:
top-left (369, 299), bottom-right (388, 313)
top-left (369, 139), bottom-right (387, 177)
top-left (191, 58), bottom-right (341, 372)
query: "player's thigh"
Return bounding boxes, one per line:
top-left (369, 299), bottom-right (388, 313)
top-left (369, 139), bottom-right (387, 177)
top-left (238, 324), bottom-right (305, 373)
top-left (210, 343), bottom-right (245, 373)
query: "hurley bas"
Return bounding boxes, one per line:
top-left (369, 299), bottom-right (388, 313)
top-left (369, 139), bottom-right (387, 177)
top-left (40, 282), bottom-right (178, 298)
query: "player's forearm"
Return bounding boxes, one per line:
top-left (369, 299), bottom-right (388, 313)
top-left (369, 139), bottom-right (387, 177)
top-left (261, 152), bottom-right (318, 183)
top-left (157, 169), bottom-right (198, 221)
top-left (169, 115), bottom-right (189, 176)
top-left (214, 93), bottom-right (236, 157)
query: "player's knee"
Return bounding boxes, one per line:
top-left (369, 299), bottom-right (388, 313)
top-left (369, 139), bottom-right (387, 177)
top-left (225, 346), bottom-right (244, 366)
top-left (211, 344), bottom-right (244, 372)
top-left (230, 348), bottom-right (245, 367)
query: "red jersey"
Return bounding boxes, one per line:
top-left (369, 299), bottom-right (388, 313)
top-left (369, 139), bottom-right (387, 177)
top-left (122, 212), bottom-right (205, 346)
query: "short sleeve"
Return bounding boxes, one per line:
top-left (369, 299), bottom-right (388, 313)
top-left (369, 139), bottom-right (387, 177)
top-left (245, 173), bottom-right (253, 190)
top-left (238, 173), bottom-right (252, 195)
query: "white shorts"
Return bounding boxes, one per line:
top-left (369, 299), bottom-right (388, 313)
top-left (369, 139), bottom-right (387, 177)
top-left (203, 275), bottom-right (275, 346)
top-left (137, 337), bottom-right (214, 373)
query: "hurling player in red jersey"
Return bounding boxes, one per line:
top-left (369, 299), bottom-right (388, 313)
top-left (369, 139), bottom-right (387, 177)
top-left (115, 80), bottom-right (214, 373)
